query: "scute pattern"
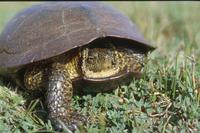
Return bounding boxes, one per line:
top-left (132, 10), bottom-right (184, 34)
top-left (0, 2), bottom-right (154, 68)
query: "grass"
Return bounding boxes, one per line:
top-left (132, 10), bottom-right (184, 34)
top-left (0, 2), bottom-right (200, 133)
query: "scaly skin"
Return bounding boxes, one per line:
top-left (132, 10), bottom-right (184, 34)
top-left (47, 62), bottom-right (86, 131)
top-left (23, 43), bottom-right (145, 131)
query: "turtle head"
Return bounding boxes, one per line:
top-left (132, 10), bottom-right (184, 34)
top-left (81, 43), bottom-right (145, 79)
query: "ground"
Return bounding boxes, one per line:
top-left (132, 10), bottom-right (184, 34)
top-left (0, 2), bottom-right (200, 133)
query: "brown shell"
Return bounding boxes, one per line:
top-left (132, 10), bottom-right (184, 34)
top-left (0, 2), bottom-right (155, 69)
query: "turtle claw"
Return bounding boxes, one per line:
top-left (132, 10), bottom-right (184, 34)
top-left (66, 113), bottom-right (87, 132)
top-left (71, 112), bottom-right (88, 124)
top-left (50, 112), bottom-right (87, 132)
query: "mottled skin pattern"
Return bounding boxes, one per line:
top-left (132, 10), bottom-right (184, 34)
top-left (23, 43), bottom-right (145, 131)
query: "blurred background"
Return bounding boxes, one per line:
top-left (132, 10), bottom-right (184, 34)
top-left (0, 2), bottom-right (200, 60)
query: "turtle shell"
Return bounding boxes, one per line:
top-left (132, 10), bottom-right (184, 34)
top-left (0, 2), bottom-right (155, 69)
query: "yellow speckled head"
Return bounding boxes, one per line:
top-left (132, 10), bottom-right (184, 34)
top-left (81, 43), bottom-right (145, 79)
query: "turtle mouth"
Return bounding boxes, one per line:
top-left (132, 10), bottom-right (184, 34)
top-left (83, 69), bottom-right (141, 82)
top-left (83, 67), bottom-right (121, 79)
top-left (84, 71), bottom-right (127, 81)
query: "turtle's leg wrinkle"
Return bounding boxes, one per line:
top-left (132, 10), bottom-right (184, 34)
top-left (46, 62), bottom-right (85, 132)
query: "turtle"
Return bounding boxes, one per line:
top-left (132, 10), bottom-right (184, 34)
top-left (0, 2), bottom-right (155, 131)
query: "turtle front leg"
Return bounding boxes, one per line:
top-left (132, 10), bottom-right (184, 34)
top-left (46, 62), bottom-right (86, 131)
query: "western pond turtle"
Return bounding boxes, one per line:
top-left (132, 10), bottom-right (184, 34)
top-left (0, 2), bottom-right (155, 131)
